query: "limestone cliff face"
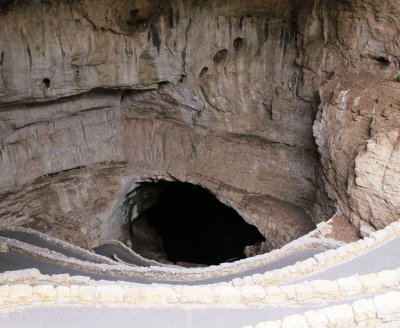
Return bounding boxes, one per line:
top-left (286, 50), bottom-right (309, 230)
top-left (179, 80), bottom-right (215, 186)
top-left (305, 0), bottom-right (400, 231)
top-left (0, 0), bottom-right (398, 248)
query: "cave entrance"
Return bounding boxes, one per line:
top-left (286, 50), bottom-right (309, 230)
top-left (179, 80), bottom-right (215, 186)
top-left (129, 181), bottom-right (265, 266)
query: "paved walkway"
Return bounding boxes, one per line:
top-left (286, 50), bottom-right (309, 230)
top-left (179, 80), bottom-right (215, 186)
top-left (0, 229), bottom-right (323, 284)
top-left (0, 249), bottom-right (321, 284)
top-left (0, 303), bottom-right (343, 328)
top-left (93, 243), bottom-right (151, 266)
top-left (0, 252), bottom-right (116, 281)
top-left (0, 231), bottom-right (98, 263)
top-left (3, 232), bottom-right (400, 285)
top-left (293, 236), bottom-right (400, 284)
top-left (1, 234), bottom-right (400, 327)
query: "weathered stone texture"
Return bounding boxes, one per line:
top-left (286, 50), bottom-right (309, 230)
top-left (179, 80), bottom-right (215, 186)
top-left (0, 0), bottom-right (399, 249)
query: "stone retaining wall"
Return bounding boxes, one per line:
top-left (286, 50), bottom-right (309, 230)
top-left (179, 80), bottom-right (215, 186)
top-left (0, 227), bottom-right (116, 265)
top-left (233, 220), bottom-right (400, 287)
top-left (0, 235), bottom-right (339, 282)
top-left (0, 221), bottom-right (399, 326)
top-left (0, 219), bottom-right (398, 285)
top-left (2, 286), bottom-right (400, 327)
top-left (0, 220), bottom-right (399, 310)
top-left (244, 291), bottom-right (400, 328)
top-left (1, 264), bottom-right (400, 307)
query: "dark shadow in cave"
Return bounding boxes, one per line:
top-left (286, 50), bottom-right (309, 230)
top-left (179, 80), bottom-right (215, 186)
top-left (129, 181), bottom-right (265, 266)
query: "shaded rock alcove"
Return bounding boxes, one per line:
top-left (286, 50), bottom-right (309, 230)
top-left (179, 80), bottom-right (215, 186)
top-left (129, 181), bottom-right (265, 266)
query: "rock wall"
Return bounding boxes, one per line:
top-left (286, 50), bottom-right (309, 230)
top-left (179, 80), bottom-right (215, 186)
top-left (0, 0), bottom-right (398, 249)
top-left (304, 0), bottom-right (400, 230)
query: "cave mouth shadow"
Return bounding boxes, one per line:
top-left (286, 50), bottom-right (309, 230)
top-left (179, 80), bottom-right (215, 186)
top-left (129, 180), bottom-right (266, 266)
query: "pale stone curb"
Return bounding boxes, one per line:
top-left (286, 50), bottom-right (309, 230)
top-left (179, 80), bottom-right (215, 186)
top-left (233, 219), bottom-right (400, 287)
top-left (2, 219), bottom-right (399, 291)
top-left (0, 230), bottom-right (341, 284)
top-left (243, 291), bottom-right (400, 328)
top-left (0, 227), bottom-right (116, 265)
top-left (1, 266), bottom-right (400, 307)
top-left (0, 220), bottom-right (399, 310)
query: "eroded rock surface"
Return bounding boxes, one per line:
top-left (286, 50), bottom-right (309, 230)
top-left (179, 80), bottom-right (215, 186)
top-left (0, 0), bottom-right (398, 254)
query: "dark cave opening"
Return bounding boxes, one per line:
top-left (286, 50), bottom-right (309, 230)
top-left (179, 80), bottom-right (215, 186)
top-left (129, 181), bottom-right (265, 266)
top-left (41, 78), bottom-right (51, 88)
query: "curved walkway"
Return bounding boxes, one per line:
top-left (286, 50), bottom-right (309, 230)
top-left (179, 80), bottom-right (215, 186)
top-left (0, 248), bottom-right (321, 285)
top-left (0, 221), bottom-right (400, 328)
top-left (93, 241), bottom-right (169, 267)
top-left (0, 252), bottom-right (117, 281)
top-left (0, 230), bottom-right (113, 264)
top-left (1, 221), bottom-right (400, 327)
top-left (294, 236), bottom-right (400, 283)
top-left (0, 227), bottom-right (332, 284)
top-left (0, 303), bottom-right (350, 328)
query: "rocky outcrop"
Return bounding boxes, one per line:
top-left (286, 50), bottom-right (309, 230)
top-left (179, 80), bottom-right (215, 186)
top-left (315, 76), bottom-right (400, 231)
top-left (0, 0), bottom-right (398, 252)
top-left (307, 0), bottom-right (400, 231)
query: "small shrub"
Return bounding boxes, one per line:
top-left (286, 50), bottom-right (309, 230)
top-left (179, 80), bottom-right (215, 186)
top-left (395, 75), bottom-right (400, 82)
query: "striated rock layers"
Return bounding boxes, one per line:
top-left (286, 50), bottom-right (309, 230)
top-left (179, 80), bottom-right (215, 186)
top-left (0, 0), bottom-right (398, 251)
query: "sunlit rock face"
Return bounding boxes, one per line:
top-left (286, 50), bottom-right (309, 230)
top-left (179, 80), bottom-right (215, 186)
top-left (0, 0), bottom-right (398, 252)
